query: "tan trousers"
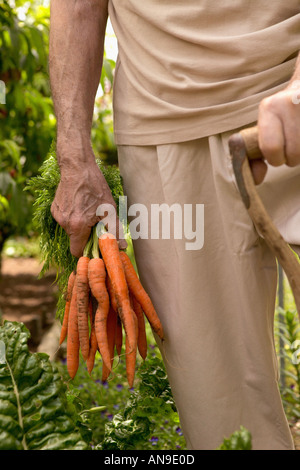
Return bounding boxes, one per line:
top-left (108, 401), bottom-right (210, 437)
top-left (117, 127), bottom-right (300, 450)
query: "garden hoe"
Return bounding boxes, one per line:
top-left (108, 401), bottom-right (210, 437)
top-left (228, 126), bottom-right (300, 319)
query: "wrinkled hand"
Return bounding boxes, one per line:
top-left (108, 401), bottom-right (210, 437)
top-left (51, 146), bottom-right (127, 258)
top-left (251, 83), bottom-right (300, 184)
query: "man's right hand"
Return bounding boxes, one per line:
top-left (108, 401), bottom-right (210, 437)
top-left (51, 143), bottom-right (127, 258)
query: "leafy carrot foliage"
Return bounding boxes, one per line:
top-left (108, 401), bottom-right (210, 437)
top-left (26, 142), bottom-right (124, 321)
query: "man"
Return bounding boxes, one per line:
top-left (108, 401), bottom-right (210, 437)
top-left (49, 0), bottom-right (300, 450)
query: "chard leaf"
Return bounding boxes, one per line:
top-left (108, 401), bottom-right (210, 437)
top-left (0, 321), bottom-right (90, 450)
top-left (98, 357), bottom-right (176, 450)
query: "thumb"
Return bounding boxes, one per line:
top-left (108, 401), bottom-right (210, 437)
top-left (250, 159), bottom-right (268, 185)
top-left (69, 225), bottom-right (92, 258)
top-left (96, 202), bottom-right (128, 250)
top-left (105, 215), bottom-right (128, 251)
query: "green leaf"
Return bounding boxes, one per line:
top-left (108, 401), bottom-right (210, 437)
top-left (0, 171), bottom-right (15, 196)
top-left (100, 58), bottom-right (115, 91)
top-left (0, 321), bottom-right (90, 450)
top-left (217, 426), bottom-right (252, 450)
top-left (0, 140), bottom-right (22, 172)
top-left (99, 356), bottom-right (178, 450)
top-left (27, 25), bottom-right (47, 68)
top-left (9, 183), bottom-right (30, 231)
top-left (0, 340), bottom-right (5, 364)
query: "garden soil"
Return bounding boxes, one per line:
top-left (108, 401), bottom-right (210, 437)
top-left (0, 256), bottom-right (60, 353)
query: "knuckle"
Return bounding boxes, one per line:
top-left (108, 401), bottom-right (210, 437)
top-left (68, 216), bottom-right (85, 234)
top-left (259, 96), bottom-right (274, 113)
top-left (51, 203), bottom-right (68, 228)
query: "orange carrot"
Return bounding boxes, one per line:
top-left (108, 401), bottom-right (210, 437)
top-left (86, 321), bottom-right (98, 375)
top-left (98, 233), bottom-right (137, 352)
top-left (106, 275), bottom-right (118, 313)
top-left (119, 251), bottom-right (164, 340)
top-left (76, 256), bottom-right (90, 361)
top-left (86, 297), bottom-right (98, 375)
top-left (106, 274), bottom-right (123, 356)
top-left (67, 281), bottom-right (80, 379)
top-left (88, 296), bottom-right (93, 326)
top-left (59, 270), bottom-right (76, 345)
top-left (131, 294), bottom-right (147, 360)
top-left (115, 315), bottom-right (123, 356)
top-left (101, 306), bottom-right (118, 382)
top-left (88, 257), bottom-right (111, 372)
top-left (125, 311), bottom-right (138, 388)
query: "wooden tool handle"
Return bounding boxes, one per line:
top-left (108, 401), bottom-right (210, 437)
top-left (240, 126), bottom-right (264, 161)
top-left (241, 159), bottom-right (300, 317)
top-left (229, 126), bottom-right (300, 319)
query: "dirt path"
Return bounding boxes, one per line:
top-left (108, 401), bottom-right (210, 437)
top-left (0, 256), bottom-right (59, 350)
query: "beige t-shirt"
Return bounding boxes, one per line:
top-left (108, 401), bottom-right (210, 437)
top-left (108, 1), bottom-right (300, 145)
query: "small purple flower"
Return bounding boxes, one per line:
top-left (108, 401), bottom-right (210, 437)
top-left (107, 414), bottom-right (114, 421)
top-left (116, 383), bottom-right (123, 391)
top-left (176, 427), bottom-right (183, 436)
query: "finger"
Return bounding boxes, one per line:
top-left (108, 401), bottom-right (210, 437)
top-left (103, 215), bottom-right (128, 250)
top-left (258, 103), bottom-right (286, 167)
top-left (282, 119), bottom-right (300, 167)
top-left (96, 203), bottom-right (128, 250)
top-left (249, 159), bottom-right (268, 185)
top-left (69, 225), bottom-right (92, 258)
top-left (118, 237), bottom-right (128, 251)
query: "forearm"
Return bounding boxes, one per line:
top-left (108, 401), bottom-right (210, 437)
top-left (49, 0), bottom-right (108, 165)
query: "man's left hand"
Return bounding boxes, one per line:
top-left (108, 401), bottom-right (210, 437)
top-left (251, 82), bottom-right (300, 184)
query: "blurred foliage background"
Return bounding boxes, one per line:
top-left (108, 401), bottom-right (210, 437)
top-left (0, 0), bottom-right (117, 268)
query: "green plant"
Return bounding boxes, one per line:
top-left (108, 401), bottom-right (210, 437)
top-left (0, 319), bottom-right (253, 450)
top-left (92, 55), bottom-right (118, 166)
top-left (0, 321), bottom-right (90, 450)
top-left (0, 171), bottom-right (31, 270)
top-left (0, 1), bottom-right (55, 266)
top-left (217, 426), bottom-right (252, 450)
top-left (98, 355), bottom-right (187, 450)
top-left (276, 307), bottom-right (300, 421)
top-left (2, 235), bottom-right (41, 259)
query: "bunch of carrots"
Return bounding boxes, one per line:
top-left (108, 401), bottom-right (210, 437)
top-left (59, 227), bottom-right (164, 388)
